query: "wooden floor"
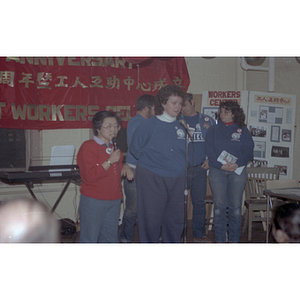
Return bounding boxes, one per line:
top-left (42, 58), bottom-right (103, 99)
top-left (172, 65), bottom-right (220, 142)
top-left (61, 216), bottom-right (275, 243)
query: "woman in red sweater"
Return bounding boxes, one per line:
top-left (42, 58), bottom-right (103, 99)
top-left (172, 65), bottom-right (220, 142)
top-left (77, 111), bottom-right (129, 243)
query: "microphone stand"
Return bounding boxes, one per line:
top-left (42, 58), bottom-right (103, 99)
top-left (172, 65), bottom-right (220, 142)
top-left (183, 133), bottom-right (190, 243)
top-left (179, 118), bottom-right (193, 243)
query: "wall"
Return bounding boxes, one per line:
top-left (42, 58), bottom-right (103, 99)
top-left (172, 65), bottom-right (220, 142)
top-left (185, 57), bottom-right (246, 93)
top-left (186, 56), bottom-right (300, 182)
top-left (245, 58), bottom-right (300, 181)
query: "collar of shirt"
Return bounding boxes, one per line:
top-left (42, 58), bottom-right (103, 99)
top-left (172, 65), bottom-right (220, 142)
top-left (223, 121), bottom-right (235, 126)
top-left (93, 136), bottom-right (112, 147)
top-left (156, 111), bottom-right (177, 123)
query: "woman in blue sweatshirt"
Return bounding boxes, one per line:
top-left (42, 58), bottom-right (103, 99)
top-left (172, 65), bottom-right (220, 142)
top-left (129, 85), bottom-right (186, 243)
top-left (205, 101), bottom-right (254, 243)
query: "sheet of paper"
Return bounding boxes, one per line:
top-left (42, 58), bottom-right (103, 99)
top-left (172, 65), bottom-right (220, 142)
top-left (217, 150), bottom-right (237, 164)
top-left (50, 145), bottom-right (75, 171)
top-left (217, 150), bottom-right (244, 175)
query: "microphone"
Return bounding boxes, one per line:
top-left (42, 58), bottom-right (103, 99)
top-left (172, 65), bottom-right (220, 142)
top-left (112, 137), bottom-right (118, 150)
top-left (179, 119), bottom-right (193, 141)
top-left (112, 137), bottom-right (119, 166)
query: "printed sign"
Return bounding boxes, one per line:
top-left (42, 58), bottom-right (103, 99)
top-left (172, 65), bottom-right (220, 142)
top-left (0, 57), bottom-right (190, 130)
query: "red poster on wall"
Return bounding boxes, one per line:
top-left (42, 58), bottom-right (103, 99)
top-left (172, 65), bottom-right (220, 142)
top-left (0, 57), bottom-right (190, 130)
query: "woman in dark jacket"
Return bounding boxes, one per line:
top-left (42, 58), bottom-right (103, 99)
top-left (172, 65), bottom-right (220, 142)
top-left (205, 101), bottom-right (254, 243)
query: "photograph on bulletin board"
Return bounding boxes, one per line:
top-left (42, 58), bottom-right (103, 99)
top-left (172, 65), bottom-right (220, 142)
top-left (282, 129), bottom-right (292, 142)
top-left (270, 125), bottom-right (280, 142)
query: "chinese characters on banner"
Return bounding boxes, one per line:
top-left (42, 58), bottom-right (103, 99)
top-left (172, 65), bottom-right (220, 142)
top-left (254, 94), bottom-right (292, 106)
top-left (0, 57), bottom-right (190, 130)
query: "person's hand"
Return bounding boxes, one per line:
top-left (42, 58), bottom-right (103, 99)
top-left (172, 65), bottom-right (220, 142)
top-left (221, 159), bottom-right (238, 172)
top-left (122, 165), bottom-right (134, 181)
top-left (201, 159), bottom-right (210, 170)
top-left (109, 148), bottom-right (121, 164)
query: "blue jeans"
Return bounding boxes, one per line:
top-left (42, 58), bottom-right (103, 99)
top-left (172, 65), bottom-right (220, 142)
top-left (187, 165), bottom-right (207, 238)
top-left (209, 167), bottom-right (247, 243)
top-left (78, 194), bottom-right (121, 243)
top-left (119, 168), bottom-right (137, 242)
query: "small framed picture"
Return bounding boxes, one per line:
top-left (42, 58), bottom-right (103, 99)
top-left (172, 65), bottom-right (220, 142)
top-left (270, 125), bottom-right (280, 142)
top-left (281, 129), bottom-right (291, 142)
top-left (249, 124), bottom-right (268, 139)
top-left (271, 146), bottom-right (289, 158)
top-left (275, 165), bottom-right (288, 176)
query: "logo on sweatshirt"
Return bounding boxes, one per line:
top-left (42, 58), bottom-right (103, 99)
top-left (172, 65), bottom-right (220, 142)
top-left (203, 123), bottom-right (210, 129)
top-left (106, 148), bottom-right (112, 155)
top-left (177, 128), bottom-right (185, 139)
top-left (231, 132), bottom-right (241, 141)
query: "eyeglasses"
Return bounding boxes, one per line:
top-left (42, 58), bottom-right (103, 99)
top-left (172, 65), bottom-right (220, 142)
top-left (101, 124), bottom-right (121, 131)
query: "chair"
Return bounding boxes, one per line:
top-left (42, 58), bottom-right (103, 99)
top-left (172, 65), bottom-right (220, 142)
top-left (243, 167), bottom-right (280, 241)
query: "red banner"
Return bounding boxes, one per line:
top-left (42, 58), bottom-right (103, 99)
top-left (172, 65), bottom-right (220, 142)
top-left (0, 57), bottom-right (190, 130)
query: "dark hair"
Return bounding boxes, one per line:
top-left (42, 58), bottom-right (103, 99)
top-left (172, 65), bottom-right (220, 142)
top-left (273, 203), bottom-right (300, 242)
top-left (155, 85), bottom-right (185, 115)
top-left (135, 94), bottom-right (155, 111)
top-left (218, 101), bottom-right (246, 128)
top-left (183, 93), bottom-right (193, 105)
top-left (92, 111), bottom-right (121, 136)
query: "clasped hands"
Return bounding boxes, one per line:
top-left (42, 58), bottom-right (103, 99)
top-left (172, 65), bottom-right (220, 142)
top-left (221, 158), bottom-right (238, 172)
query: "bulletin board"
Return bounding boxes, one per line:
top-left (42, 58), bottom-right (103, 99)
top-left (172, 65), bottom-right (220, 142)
top-left (247, 91), bottom-right (296, 179)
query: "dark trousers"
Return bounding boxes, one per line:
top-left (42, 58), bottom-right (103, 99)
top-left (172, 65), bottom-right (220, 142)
top-left (187, 165), bottom-right (208, 238)
top-left (119, 168), bottom-right (137, 242)
top-left (136, 165), bottom-right (185, 243)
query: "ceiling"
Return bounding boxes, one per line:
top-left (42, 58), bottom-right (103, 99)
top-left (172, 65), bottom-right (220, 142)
top-left (245, 57), bottom-right (300, 71)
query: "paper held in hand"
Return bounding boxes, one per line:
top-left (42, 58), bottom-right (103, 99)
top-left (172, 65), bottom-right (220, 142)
top-left (217, 150), bottom-right (245, 175)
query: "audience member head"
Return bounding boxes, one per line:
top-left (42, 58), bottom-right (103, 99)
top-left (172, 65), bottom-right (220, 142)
top-left (181, 93), bottom-right (196, 117)
top-left (272, 202), bottom-right (300, 243)
top-left (155, 85), bottom-right (185, 115)
top-left (135, 94), bottom-right (155, 119)
top-left (0, 198), bottom-right (59, 243)
top-left (183, 93), bottom-right (193, 105)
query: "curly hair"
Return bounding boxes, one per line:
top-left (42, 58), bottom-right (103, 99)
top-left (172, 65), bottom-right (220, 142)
top-left (273, 203), bottom-right (300, 242)
top-left (218, 101), bottom-right (246, 128)
top-left (155, 85), bottom-right (185, 115)
top-left (92, 111), bottom-right (121, 136)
